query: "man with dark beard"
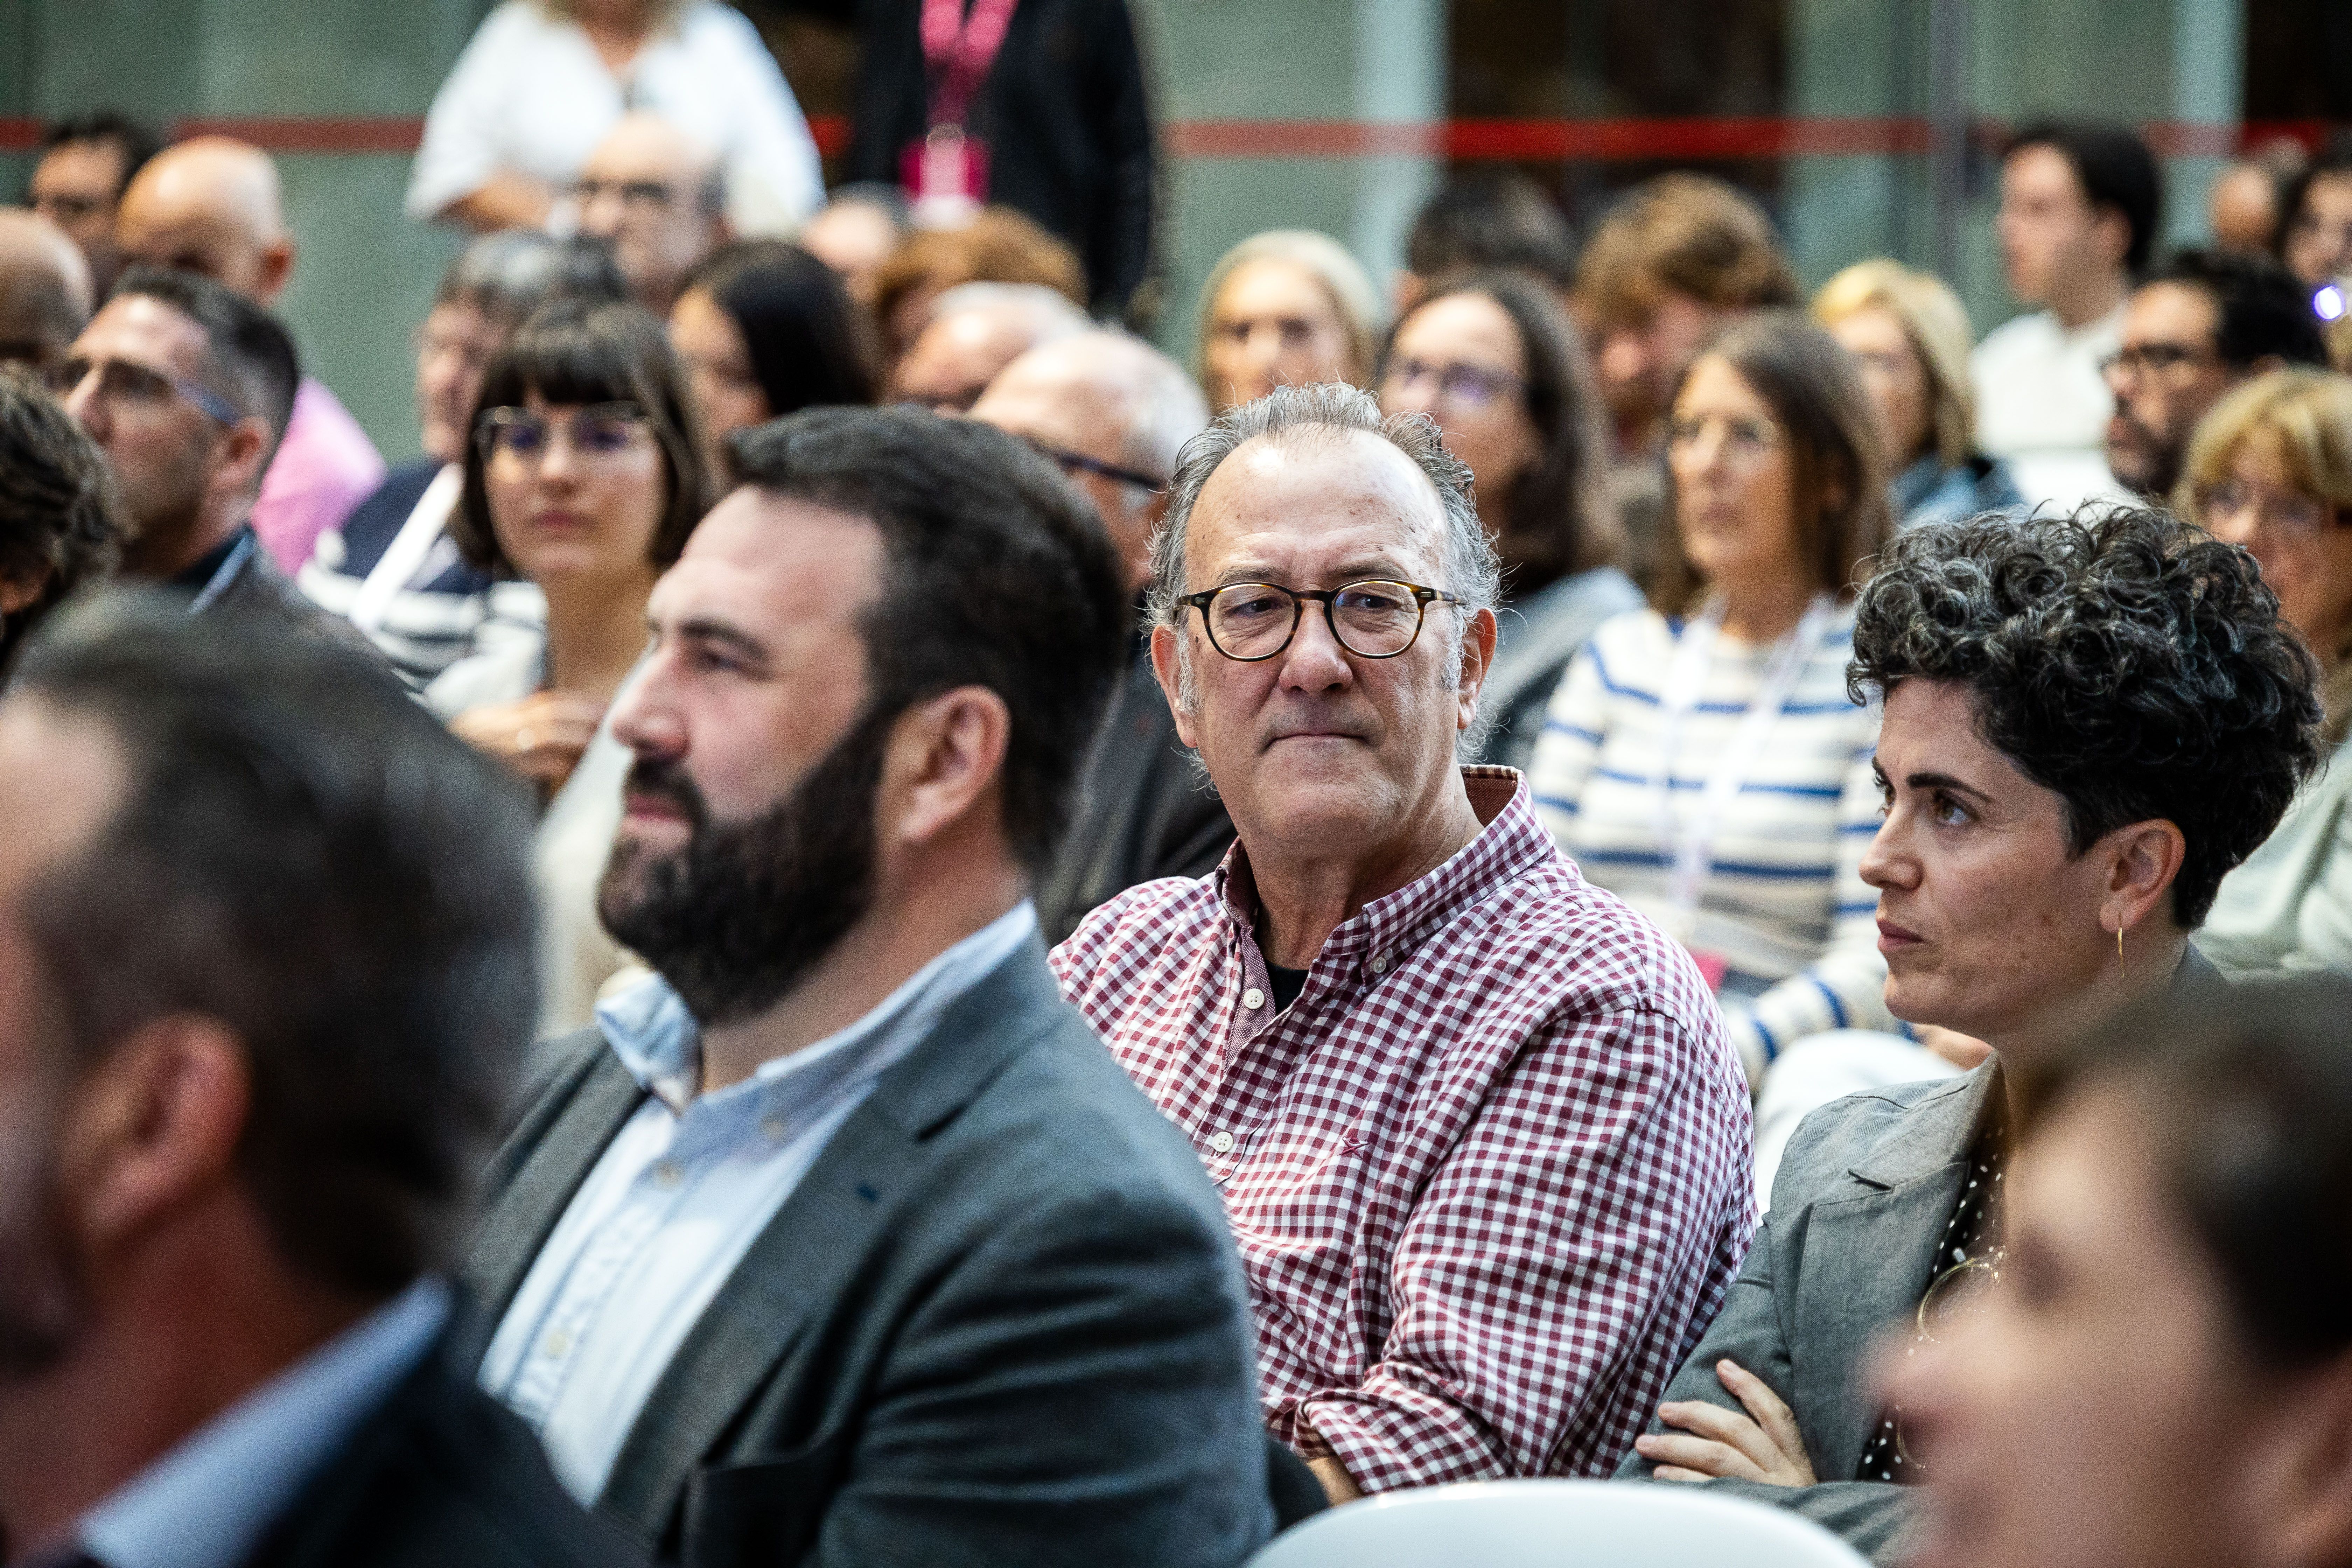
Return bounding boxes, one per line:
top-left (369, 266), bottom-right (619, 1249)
top-left (0, 597), bottom-right (637, 1568)
top-left (462, 407), bottom-right (1279, 1568)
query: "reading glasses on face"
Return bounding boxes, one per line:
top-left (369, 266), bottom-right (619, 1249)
top-left (1178, 579), bottom-right (1462, 662)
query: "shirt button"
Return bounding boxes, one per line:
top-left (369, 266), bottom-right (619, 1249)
top-left (543, 1328), bottom-right (573, 1358)
top-left (761, 1117), bottom-right (786, 1141)
top-left (1242, 987), bottom-right (1266, 1010)
top-left (1208, 1130), bottom-right (1236, 1155)
top-left (1369, 954), bottom-right (1389, 975)
top-left (651, 1161), bottom-right (683, 1188)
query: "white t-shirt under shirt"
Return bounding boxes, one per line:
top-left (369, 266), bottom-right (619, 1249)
top-left (1970, 301), bottom-right (2130, 516)
top-left (406, 0), bottom-right (824, 236)
top-left (1527, 604), bottom-right (1890, 1079)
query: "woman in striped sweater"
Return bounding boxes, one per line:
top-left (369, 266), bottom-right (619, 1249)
top-left (1529, 313), bottom-right (1895, 1084)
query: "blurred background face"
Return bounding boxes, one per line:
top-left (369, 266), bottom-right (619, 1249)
top-left (28, 141), bottom-right (125, 277)
top-left (1886, 1088), bottom-right (2279, 1568)
top-left (1828, 304), bottom-right (1933, 469)
top-left (668, 285), bottom-right (765, 469)
top-left (798, 198), bottom-right (899, 308)
top-left (60, 295), bottom-right (227, 543)
top-left (1380, 292), bottom-right (1541, 522)
top-left (1996, 146), bottom-right (2105, 306)
top-left (1204, 259), bottom-right (1353, 411)
top-left (1667, 353), bottom-right (1800, 594)
top-left (575, 121), bottom-right (721, 311)
top-left (482, 391), bottom-right (666, 590)
top-left (892, 306), bottom-right (1034, 414)
top-left (2104, 283), bottom-right (2233, 499)
top-left (414, 300), bottom-right (502, 465)
top-left (2199, 436), bottom-right (2352, 658)
top-left (970, 360), bottom-right (1155, 592)
top-left (1860, 678), bottom-right (2118, 1049)
top-left (1594, 290), bottom-right (1717, 441)
top-left (2284, 173), bottom-right (2352, 288)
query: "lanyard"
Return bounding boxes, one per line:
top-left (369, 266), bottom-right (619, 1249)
top-left (919, 0), bottom-right (1019, 128)
top-left (188, 532), bottom-right (259, 616)
top-left (1650, 592), bottom-right (1835, 939)
top-left (350, 464), bottom-right (462, 634)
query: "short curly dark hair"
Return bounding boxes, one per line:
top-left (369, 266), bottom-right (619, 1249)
top-left (0, 366), bottom-right (127, 680)
top-left (1848, 506), bottom-right (2326, 929)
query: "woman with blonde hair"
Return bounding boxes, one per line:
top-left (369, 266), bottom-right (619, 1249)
top-left (1194, 230), bottom-right (1382, 412)
top-left (1813, 259), bottom-right (2022, 529)
top-left (2179, 368), bottom-right (2352, 973)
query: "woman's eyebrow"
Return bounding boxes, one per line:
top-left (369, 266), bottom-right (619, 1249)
top-left (1905, 769), bottom-right (1996, 802)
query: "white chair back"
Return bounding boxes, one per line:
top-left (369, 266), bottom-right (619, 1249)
top-left (1245, 1479), bottom-right (1875, 1568)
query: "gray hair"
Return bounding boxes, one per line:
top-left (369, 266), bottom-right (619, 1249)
top-left (1146, 382), bottom-right (1503, 755)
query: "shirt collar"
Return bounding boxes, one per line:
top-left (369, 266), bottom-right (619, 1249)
top-left (73, 1278), bottom-right (451, 1568)
top-left (1216, 767), bottom-right (1556, 972)
top-left (595, 900), bottom-right (1042, 1119)
top-left (168, 526), bottom-right (255, 595)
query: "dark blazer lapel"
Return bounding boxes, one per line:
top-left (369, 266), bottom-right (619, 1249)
top-left (463, 1045), bottom-right (650, 1328)
top-left (1787, 1064), bottom-right (2002, 1482)
top-left (594, 940), bottom-right (1072, 1541)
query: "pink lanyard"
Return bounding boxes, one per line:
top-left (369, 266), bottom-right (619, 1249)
top-left (920, 0), bottom-right (1020, 128)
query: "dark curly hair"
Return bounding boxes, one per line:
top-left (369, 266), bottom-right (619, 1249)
top-left (1848, 506), bottom-right (2326, 928)
top-left (0, 367), bottom-right (127, 681)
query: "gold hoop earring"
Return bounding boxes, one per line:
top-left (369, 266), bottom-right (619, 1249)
top-left (2116, 922), bottom-right (2128, 983)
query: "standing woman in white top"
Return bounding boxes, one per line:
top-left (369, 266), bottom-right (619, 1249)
top-left (429, 298), bottom-right (713, 1034)
top-left (407, 0), bottom-right (825, 238)
top-left (1530, 313), bottom-right (1895, 1083)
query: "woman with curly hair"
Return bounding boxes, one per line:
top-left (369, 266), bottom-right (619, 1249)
top-left (1614, 505), bottom-right (2327, 1565)
top-left (0, 366), bottom-right (126, 684)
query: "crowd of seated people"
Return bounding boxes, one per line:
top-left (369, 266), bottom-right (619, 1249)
top-left (5, 83), bottom-right (2352, 1568)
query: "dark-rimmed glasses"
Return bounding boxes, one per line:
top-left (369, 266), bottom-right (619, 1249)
top-left (474, 403), bottom-right (652, 466)
top-left (2098, 342), bottom-right (2219, 384)
top-left (1022, 435), bottom-right (1166, 492)
top-left (1178, 580), bottom-right (1462, 661)
top-left (42, 354), bottom-right (246, 427)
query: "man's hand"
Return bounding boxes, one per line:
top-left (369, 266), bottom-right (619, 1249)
top-left (449, 690), bottom-right (607, 793)
top-left (1633, 1359), bottom-right (1817, 1488)
top-left (1306, 1453), bottom-right (1363, 1506)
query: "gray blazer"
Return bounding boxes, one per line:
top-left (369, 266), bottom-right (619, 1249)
top-left (464, 941), bottom-right (1275, 1568)
top-left (1616, 947), bottom-right (2229, 1563)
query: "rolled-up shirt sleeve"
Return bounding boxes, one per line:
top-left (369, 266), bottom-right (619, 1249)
top-left (1279, 1003), bottom-right (1753, 1492)
top-left (405, 6), bottom-right (523, 220)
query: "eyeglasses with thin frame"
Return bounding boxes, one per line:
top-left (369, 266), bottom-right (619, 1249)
top-left (1178, 579), bottom-right (1463, 662)
top-left (1380, 356), bottom-right (1525, 413)
top-left (1665, 411), bottom-right (1783, 463)
top-left (572, 177), bottom-right (687, 211)
top-left (41, 354), bottom-right (246, 427)
top-left (2197, 478), bottom-right (2342, 538)
top-left (1022, 434), bottom-right (1166, 492)
top-left (1890, 1248), bottom-right (2008, 1472)
top-left (474, 403), bottom-right (653, 467)
top-left (2099, 342), bottom-right (2219, 383)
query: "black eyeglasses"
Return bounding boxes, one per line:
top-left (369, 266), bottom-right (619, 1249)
top-left (474, 403), bottom-right (651, 465)
top-left (1178, 580), bottom-right (1462, 661)
top-left (1022, 435), bottom-right (1166, 492)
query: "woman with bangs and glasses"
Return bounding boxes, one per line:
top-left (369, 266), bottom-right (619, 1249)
top-left (2177, 368), bottom-right (2352, 975)
top-left (1378, 270), bottom-right (1639, 771)
top-left (1528, 311), bottom-right (1897, 1090)
top-left (428, 296), bottom-right (712, 1034)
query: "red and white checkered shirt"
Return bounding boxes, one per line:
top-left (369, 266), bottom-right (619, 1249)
top-left (1051, 768), bottom-right (1754, 1493)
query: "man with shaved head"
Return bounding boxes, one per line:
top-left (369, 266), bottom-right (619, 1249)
top-left (116, 136), bottom-right (383, 573)
top-left (0, 207), bottom-right (93, 369)
top-left (972, 330), bottom-right (1232, 939)
top-left (893, 281), bottom-right (1093, 414)
top-left (573, 113), bottom-right (728, 316)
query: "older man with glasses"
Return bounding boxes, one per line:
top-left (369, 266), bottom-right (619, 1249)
top-left (1050, 382), bottom-right (1754, 1506)
top-left (971, 329), bottom-right (1232, 941)
top-left (50, 265), bottom-right (360, 643)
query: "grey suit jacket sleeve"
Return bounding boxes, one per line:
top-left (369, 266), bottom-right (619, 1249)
top-left (1612, 1192), bottom-right (1919, 1563)
top-left (810, 1181), bottom-right (1271, 1568)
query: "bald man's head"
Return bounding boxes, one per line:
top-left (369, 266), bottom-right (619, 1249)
top-left (893, 283), bottom-right (1093, 415)
top-left (115, 137), bottom-right (295, 306)
top-left (575, 113), bottom-right (726, 315)
top-left (972, 331), bottom-right (1207, 590)
top-left (0, 208), bottom-right (93, 367)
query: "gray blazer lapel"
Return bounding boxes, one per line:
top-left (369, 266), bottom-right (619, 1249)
top-left (1788, 1064), bottom-right (2002, 1482)
top-left (594, 941), bottom-right (1071, 1540)
top-left (463, 1046), bottom-right (649, 1325)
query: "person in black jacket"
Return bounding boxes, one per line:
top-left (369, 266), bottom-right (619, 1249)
top-left (0, 596), bottom-right (638, 1568)
top-left (842, 0), bottom-right (1155, 321)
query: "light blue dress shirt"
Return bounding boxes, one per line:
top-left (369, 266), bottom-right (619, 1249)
top-left (479, 899), bottom-right (1040, 1505)
top-left (71, 1278), bottom-right (450, 1568)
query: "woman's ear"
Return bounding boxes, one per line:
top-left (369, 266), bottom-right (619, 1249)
top-left (2103, 818), bottom-right (2189, 935)
top-left (2241, 1358), bottom-right (2352, 1568)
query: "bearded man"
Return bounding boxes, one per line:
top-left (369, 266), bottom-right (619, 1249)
top-left (460, 407), bottom-right (1278, 1568)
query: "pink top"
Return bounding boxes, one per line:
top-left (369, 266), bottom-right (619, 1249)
top-left (252, 377), bottom-right (386, 573)
top-left (1051, 768), bottom-right (1755, 1492)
